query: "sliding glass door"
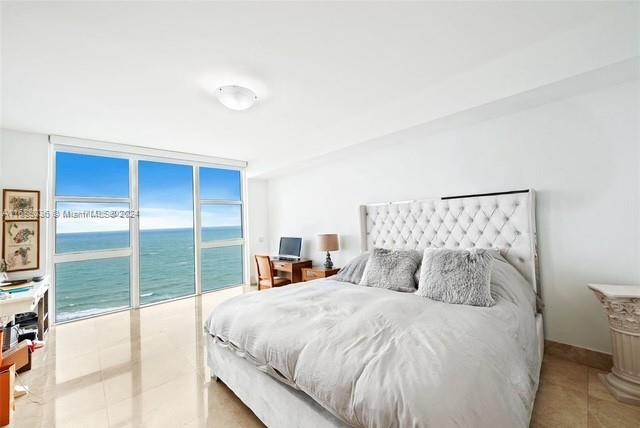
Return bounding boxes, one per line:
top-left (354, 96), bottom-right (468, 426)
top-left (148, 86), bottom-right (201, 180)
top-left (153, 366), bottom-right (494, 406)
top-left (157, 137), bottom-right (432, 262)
top-left (52, 147), bottom-right (245, 323)
top-left (138, 161), bottom-right (195, 305)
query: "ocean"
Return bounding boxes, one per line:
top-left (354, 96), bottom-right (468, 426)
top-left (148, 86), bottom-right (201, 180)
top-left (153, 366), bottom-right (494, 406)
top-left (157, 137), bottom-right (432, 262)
top-left (55, 226), bottom-right (243, 322)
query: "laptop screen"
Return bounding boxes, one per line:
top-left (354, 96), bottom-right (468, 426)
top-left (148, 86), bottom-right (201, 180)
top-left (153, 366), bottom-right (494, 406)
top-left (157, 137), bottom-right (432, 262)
top-left (278, 237), bottom-right (302, 258)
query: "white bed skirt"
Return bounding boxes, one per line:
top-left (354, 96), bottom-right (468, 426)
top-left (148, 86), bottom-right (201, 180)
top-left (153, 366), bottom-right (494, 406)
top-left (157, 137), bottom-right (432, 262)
top-left (207, 334), bottom-right (348, 428)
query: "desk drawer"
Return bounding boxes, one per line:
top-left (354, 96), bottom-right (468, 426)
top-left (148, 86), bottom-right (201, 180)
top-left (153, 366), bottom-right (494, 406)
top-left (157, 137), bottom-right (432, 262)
top-left (272, 262), bottom-right (292, 272)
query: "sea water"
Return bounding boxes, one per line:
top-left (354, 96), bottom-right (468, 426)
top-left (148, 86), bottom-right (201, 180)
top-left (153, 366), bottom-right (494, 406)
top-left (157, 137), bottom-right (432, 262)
top-left (55, 226), bottom-right (243, 322)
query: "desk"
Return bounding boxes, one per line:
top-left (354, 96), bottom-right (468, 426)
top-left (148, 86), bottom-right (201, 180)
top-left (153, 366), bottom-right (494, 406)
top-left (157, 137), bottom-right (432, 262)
top-left (271, 259), bottom-right (312, 283)
top-left (0, 280), bottom-right (49, 340)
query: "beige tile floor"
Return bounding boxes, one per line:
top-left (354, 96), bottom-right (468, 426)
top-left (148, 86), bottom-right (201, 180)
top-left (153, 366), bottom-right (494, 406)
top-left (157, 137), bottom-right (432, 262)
top-left (531, 355), bottom-right (640, 427)
top-left (12, 287), bottom-right (640, 428)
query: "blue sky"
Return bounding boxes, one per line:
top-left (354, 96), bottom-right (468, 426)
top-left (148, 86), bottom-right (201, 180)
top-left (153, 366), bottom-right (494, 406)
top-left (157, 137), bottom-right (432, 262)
top-left (56, 152), bottom-right (241, 232)
top-left (56, 152), bottom-right (130, 198)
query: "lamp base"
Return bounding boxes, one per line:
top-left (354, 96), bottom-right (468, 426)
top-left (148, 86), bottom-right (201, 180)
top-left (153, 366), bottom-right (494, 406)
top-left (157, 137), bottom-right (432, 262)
top-left (324, 252), bottom-right (334, 269)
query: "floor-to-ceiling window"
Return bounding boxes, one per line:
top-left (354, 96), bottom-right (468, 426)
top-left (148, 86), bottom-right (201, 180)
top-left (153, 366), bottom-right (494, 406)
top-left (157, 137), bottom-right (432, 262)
top-left (139, 161), bottom-right (195, 305)
top-left (51, 143), bottom-right (246, 323)
top-left (54, 152), bottom-right (132, 322)
top-left (199, 167), bottom-right (244, 291)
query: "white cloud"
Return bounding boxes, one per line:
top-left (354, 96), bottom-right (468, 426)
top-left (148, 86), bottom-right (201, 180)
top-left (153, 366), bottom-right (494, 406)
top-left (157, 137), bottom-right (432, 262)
top-left (56, 203), bottom-right (130, 234)
top-left (138, 207), bottom-right (193, 230)
top-left (56, 205), bottom-right (240, 234)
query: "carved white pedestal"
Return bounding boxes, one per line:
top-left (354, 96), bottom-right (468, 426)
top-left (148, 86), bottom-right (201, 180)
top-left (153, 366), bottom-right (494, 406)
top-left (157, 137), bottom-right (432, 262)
top-left (588, 283), bottom-right (640, 406)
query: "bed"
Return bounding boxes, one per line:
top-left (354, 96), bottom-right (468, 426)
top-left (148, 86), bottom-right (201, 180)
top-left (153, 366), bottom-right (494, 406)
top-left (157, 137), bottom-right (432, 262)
top-left (205, 189), bottom-right (543, 427)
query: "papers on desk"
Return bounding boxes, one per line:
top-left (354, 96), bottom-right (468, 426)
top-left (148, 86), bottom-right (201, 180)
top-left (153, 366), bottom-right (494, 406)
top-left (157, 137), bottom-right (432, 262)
top-left (0, 282), bottom-right (33, 293)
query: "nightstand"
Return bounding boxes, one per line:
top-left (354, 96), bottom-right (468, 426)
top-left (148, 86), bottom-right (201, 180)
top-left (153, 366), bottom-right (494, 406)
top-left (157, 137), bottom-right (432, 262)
top-left (301, 267), bottom-right (340, 282)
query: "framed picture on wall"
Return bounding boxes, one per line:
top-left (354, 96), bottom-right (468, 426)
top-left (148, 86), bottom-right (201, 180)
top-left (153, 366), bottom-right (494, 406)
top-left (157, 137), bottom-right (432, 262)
top-left (2, 220), bottom-right (39, 272)
top-left (3, 189), bottom-right (40, 220)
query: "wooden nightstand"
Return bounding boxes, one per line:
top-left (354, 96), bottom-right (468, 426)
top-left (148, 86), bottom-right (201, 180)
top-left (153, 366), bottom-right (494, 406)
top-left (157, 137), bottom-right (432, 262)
top-left (301, 267), bottom-right (340, 282)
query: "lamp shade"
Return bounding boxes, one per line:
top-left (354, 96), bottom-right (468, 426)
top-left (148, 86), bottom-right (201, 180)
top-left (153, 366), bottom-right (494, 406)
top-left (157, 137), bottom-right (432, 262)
top-left (318, 234), bottom-right (339, 252)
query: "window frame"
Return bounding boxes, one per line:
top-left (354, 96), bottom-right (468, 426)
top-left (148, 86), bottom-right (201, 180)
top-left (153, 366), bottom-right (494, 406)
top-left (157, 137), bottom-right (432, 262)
top-left (48, 137), bottom-right (248, 323)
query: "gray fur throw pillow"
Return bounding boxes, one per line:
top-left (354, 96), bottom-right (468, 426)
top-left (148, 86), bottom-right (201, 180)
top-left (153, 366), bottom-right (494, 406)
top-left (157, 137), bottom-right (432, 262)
top-left (334, 253), bottom-right (369, 284)
top-left (359, 248), bottom-right (422, 292)
top-left (416, 248), bottom-right (495, 307)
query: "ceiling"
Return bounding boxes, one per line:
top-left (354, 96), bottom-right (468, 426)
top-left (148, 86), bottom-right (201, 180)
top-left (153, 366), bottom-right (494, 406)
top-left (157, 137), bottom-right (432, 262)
top-left (2, 2), bottom-right (638, 177)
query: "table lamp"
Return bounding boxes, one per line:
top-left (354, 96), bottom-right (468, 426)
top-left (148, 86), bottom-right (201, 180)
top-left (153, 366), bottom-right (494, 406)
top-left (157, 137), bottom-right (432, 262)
top-left (318, 234), bottom-right (339, 269)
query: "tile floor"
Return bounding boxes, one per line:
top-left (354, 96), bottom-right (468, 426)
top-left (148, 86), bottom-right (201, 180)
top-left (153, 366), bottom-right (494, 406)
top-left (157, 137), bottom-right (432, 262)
top-left (531, 354), bottom-right (640, 427)
top-left (12, 287), bottom-right (640, 427)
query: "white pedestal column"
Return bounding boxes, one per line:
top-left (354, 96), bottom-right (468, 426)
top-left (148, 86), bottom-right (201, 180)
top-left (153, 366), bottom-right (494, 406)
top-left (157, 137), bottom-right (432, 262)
top-left (588, 283), bottom-right (640, 406)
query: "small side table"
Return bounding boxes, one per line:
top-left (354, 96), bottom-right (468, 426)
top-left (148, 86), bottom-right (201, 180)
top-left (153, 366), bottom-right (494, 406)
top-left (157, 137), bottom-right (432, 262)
top-left (301, 267), bottom-right (340, 282)
top-left (588, 283), bottom-right (640, 406)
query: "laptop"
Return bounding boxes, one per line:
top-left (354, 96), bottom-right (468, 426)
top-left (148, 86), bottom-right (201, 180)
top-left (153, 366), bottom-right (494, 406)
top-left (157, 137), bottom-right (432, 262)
top-left (273, 237), bottom-right (302, 261)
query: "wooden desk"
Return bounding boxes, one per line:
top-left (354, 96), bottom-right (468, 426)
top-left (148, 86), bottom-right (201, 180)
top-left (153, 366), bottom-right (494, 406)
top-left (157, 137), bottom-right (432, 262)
top-left (271, 259), bottom-right (312, 283)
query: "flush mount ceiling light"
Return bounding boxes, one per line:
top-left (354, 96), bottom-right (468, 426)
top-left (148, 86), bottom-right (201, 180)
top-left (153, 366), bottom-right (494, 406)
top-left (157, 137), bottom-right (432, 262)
top-left (216, 85), bottom-right (258, 111)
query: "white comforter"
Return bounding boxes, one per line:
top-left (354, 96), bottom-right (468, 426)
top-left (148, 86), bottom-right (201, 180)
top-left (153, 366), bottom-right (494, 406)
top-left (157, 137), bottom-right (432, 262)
top-left (205, 278), bottom-right (540, 428)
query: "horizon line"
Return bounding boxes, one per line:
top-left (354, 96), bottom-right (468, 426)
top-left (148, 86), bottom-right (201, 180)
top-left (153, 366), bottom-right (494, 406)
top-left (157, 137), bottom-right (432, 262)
top-left (57, 225), bottom-right (241, 235)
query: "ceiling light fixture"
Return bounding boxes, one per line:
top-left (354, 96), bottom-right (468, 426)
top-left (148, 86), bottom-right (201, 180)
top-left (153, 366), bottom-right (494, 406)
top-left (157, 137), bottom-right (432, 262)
top-left (216, 85), bottom-right (258, 111)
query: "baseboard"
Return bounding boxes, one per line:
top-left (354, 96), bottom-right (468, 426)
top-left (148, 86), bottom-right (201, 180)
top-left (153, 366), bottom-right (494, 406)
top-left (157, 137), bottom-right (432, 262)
top-left (544, 340), bottom-right (613, 371)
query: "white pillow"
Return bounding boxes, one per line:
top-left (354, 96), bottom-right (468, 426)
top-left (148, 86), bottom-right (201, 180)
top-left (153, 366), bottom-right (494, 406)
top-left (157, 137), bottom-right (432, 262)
top-left (334, 253), bottom-right (369, 284)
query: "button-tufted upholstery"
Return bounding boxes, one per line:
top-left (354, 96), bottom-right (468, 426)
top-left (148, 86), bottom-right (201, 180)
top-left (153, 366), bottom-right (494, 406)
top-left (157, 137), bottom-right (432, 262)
top-left (360, 191), bottom-right (538, 292)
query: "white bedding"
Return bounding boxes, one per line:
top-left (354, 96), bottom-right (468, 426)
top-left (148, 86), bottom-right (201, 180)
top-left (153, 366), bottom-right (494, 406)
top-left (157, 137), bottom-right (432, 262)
top-left (205, 278), bottom-right (540, 428)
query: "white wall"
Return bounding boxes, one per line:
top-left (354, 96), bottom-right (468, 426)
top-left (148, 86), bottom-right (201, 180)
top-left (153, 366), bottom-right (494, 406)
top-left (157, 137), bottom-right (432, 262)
top-left (264, 80), bottom-right (640, 354)
top-left (247, 178), bottom-right (269, 284)
top-left (0, 129), bottom-right (50, 280)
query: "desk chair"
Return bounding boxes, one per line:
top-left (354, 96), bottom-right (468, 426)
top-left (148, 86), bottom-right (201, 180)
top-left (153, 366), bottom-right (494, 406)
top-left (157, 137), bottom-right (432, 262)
top-left (255, 255), bottom-right (292, 290)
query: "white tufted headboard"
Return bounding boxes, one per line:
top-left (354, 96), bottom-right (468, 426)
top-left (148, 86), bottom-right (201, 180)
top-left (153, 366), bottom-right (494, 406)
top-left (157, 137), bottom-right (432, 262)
top-left (360, 190), bottom-right (539, 293)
